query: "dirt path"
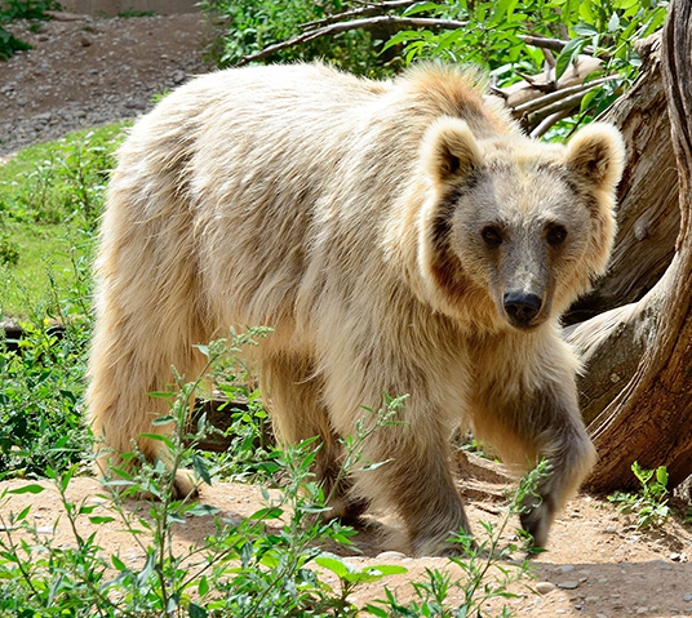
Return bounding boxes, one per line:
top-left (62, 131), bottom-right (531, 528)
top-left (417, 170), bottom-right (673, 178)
top-left (0, 11), bottom-right (212, 156)
top-left (1, 466), bottom-right (691, 616)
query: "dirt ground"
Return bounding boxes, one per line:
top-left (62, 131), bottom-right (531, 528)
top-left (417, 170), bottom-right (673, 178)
top-left (1, 10), bottom-right (692, 618)
top-left (0, 10), bottom-right (211, 156)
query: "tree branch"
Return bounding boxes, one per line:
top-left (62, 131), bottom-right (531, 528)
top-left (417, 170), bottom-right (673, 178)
top-left (299, 0), bottom-right (421, 30)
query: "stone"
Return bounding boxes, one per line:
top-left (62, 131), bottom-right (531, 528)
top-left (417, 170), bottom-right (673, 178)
top-left (535, 581), bottom-right (556, 594)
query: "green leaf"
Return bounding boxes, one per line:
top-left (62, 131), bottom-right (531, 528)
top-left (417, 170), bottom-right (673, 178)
top-left (9, 483), bottom-right (45, 495)
top-left (315, 555), bottom-right (350, 579)
top-left (111, 555), bottom-right (127, 571)
top-left (189, 602), bottom-right (207, 618)
top-left (186, 504), bottom-right (221, 517)
top-left (137, 550), bottom-right (156, 586)
top-left (193, 455), bottom-right (212, 486)
top-left (89, 515), bottom-right (116, 524)
top-left (655, 466), bottom-right (669, 487)
top-left (555, 37), bottom-right (586, 81)
top-left (152, 415), bottom-right (176, 426)
top-left (368, 564), bottom-right (409, 576)
top-left (365, 605), bottom-right (389, 618)
top-left (572, 22), bottom-right (598, 36)
top-left (608, 11), bottom-right (620, 32)
top-left (198, 575), bottom-right (209, 596)
top-left (248, 506), bottom-right (283, 520)
top-left (138, 433), bottom-right (175, 449)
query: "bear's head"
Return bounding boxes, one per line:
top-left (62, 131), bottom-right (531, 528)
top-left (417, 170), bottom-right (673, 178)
top-left (417, 116), bottom-right (625, 331)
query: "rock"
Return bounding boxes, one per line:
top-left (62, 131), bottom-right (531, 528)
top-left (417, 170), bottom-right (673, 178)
top-left (557, 580), bottom-right (580, 590)
top-left (375, 551), bottom-right (406, 561)
top-left (535, 581), bottom-right (556, 594)
top-left (559, 564), bottom-right (575, 573)
top-left (683, 593), bottom-right (692, 602)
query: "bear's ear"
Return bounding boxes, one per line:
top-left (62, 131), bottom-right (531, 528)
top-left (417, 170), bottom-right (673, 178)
top-left (564, 122), bottom-right (625, 192)
top-left (423, 117), bottom-right (482, 185)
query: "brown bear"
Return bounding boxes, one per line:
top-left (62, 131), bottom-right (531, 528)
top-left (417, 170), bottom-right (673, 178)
top-left (87, 62), bottom-right (625, 557)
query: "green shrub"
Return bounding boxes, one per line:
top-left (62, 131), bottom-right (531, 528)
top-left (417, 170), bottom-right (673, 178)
top-left (199, 0), bottom-right (388, 75)
top-left (609, 461), bottom-right (671, 529)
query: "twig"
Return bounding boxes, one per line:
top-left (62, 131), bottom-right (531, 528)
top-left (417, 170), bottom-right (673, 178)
top-left (237, 15), bottom-right (468, 66)
top-left (530, 108), bottom-right (572, 138)
top-left (527, 90), bottom-right (592, 126)
top-left (512, 77), bottom-right (612, 115)
top-left (299, 0), bottom-right (420, 30)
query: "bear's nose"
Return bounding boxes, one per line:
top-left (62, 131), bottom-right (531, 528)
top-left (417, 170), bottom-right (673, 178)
top-left (503, 292), bottom-right (543, 327)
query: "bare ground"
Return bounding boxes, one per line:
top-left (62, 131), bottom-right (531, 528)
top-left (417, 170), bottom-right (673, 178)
top-left (1, 10), bottom-right (692, 618)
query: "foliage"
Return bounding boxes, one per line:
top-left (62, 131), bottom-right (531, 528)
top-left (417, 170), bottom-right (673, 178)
top-left (0, 0), bottom-right (61, 21)
top-left (609, 461), bottom-right (671, 529)
top-left (0, 335), bottom-right (411, 617)
top-left (0, 252), bottom-right (92, 480)
top-left (0, 123), bottom-right (126, 316)
top-left (0, 24), bottom-right (30, 59)
top-left (0, 0), bottom-right (62, 60)
top-left (199, 0), bottom-right (389, 75)
top-left (384, 0), bottom-right (667, 132)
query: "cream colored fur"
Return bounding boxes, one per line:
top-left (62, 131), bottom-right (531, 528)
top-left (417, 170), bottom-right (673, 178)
top-left (87, 62), bottom-right (625, 556)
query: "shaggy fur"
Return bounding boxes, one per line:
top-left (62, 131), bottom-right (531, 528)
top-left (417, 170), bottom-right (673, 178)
top-left (87, 63), bottom-right (625, 556)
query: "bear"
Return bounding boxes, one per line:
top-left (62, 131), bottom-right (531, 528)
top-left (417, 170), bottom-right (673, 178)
top-left (87, 62), bottom-right (625, 557)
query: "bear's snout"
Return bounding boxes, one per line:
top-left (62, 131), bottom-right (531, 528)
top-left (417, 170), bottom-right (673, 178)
top-left (503, 291), bottom-right (543, 328)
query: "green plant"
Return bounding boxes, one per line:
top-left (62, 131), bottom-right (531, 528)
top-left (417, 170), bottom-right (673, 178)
top-left (609, 461), bottom-right (670, 529)
top-left (0, 0), bottom-right (62, 21)
top-left (0, 250), bottom-right (92, 479)
top-left (0, 0), bottom-right (62, 60)
top-left (0, 123), bottom-right (126, 316)
top-left (199, 0), bottom-right (386, 75)
top-left (0, 332), bottom-right (411, 616)
top-left (383, 0), bottom-right (666, 133)
top-left (0, 24), bottom-right (30, 59)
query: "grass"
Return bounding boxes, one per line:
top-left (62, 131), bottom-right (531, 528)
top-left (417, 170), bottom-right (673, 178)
top-left (0, 122), bottom-right (128, 317)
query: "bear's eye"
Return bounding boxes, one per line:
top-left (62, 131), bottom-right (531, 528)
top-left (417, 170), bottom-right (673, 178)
top-left (481, 226), bottom-right (503, 247)
top-left (546, 225), bottom-right (568, 246)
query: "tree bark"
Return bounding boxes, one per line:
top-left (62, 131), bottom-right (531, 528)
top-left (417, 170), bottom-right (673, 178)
top-left (566, 34), bottom-right (679, 324)
top-left (578, 0), bottom-right (692, 492)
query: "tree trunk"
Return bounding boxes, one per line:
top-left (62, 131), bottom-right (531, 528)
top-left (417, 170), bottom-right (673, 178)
top-left (574, 0), bottom-right (692, 493)
top-left (566, 34), bottom-right (679, 324)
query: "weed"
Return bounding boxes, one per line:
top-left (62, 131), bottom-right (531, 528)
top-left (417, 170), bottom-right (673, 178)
top-left (0, 332), bottom-right (409, 616)
top-left (609, 461), bottom-right (670, 529)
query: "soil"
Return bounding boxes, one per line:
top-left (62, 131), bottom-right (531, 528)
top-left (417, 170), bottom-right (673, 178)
top-left (1, 11), bottom-right (692, 618)
top-left (0, 10), bottom-right (212, 157)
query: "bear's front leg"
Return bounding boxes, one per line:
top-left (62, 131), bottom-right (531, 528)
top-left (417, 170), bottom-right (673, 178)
top-left (349, 412), bottom-right (472, 557)
top-left (470, 375), bottom-right (596, 549)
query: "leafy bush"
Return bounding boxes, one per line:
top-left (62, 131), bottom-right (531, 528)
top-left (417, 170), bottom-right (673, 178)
top-left (0, 0), bottom-right (61, 21)
top-left (0, 252), bottom-right (92, 479)
top-left (609, 461), bottom-right (671, 529)
top-left (0, 24), bottom-right (30, 60)
top-left (199, 0), bottom-right (388, 75)
top-left (0, 0), bottom-right (62, 61)
top-left (385, 0), bottom-right (666, 130)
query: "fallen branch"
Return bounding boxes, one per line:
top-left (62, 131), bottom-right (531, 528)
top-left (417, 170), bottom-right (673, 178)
top-left (511, 76), bottom-right (612, 116)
